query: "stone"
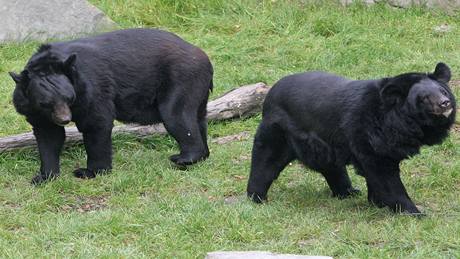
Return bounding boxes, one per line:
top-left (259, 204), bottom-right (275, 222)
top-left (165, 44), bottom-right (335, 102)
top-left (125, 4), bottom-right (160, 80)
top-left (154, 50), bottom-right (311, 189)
top-left (223, 195), bottom-right (241, 205)
top-left (433, 23), bottom-right (453, 34)
top-left (205, 251), bottom-right (333, 259)
top-left (0, 0), bottom-right (118, 43)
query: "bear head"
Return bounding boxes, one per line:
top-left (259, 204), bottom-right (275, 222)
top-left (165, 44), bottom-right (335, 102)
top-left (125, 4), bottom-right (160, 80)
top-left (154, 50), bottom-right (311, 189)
top-left (380, 63), bottom-right (456, 126)
top-left (9, 48), bottom-right (77, 126)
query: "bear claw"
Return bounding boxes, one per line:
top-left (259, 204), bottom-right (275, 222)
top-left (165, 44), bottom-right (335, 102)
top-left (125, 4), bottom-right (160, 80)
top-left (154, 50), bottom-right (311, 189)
top-left (334, 187), bottom-right (362, 199)
top-left (73, 168), bottom-right (97, 179)
top-left (247, 192), bottom-right (267, 203)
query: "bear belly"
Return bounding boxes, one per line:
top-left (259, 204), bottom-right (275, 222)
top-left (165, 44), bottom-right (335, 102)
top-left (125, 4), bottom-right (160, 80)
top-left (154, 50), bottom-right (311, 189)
top-left (115, 94), bottom-right (162, 125)
top-left (287, 131), bottom-right (350, 171)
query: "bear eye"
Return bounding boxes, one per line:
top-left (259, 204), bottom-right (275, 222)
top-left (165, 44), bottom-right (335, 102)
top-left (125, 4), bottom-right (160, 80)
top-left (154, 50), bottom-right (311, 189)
top-left (440, 88), bottom-right (448, 96)
top-left (39, 102), bottom-right (53, 109)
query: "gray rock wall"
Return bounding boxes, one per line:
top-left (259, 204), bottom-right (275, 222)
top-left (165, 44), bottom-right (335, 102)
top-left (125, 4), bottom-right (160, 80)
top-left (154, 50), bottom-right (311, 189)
top-left (0, 0), bottom-right (118, 43)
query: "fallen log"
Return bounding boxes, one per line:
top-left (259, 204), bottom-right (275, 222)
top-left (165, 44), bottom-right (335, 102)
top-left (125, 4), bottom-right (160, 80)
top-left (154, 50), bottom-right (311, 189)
top-left (0, 82), bottom-right (269, 152)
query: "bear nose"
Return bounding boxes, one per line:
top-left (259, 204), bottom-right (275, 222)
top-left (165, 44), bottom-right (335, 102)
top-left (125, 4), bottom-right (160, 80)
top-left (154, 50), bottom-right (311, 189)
top-left (439, 99), bottom-right (451, 109)
top-left (53, 113), bottom-right (72, 125)
top-left (60, 117), bottom-right (71, 124)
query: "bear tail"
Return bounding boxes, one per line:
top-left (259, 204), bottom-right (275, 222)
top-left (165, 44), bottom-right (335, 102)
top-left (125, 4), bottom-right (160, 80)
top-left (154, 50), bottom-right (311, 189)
top-left (209, 78), bottom-right (214, 92)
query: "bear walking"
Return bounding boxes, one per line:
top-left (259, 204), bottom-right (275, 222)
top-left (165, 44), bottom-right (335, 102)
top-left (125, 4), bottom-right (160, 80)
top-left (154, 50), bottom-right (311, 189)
top-left (247, 63), bottom-right (455, 215)
top-left (10, 28), bottom-right (213, 184)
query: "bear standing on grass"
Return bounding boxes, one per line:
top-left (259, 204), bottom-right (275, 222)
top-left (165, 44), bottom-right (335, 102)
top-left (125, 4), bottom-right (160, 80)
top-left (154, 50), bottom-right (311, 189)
top-left (247, 63), bottom-right (456, 215)
top-left (9, 28), bottom-right (213, 184)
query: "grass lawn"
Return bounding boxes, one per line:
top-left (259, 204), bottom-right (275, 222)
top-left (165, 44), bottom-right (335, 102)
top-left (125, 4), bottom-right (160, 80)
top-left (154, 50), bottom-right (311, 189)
top-left (1, 0), bottom-right (460, 258)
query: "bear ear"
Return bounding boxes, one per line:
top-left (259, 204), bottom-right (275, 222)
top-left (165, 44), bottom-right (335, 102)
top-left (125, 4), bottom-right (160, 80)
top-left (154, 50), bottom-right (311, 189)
top-left (9, 72), bottom-right (22, 83)
top-left (9, 70), bottom-right (29, 84)
top-left (63, 54), bottom-right (77, 69)
top-left (380, 83), bottom-right (407, 107)
top-left (432, 62), bottom-right (451, 84)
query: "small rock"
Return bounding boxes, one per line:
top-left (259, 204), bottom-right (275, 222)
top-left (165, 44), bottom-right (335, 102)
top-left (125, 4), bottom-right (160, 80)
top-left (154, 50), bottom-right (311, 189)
top-left (433, 24), bottom-right (453, 34)
top-left (223, 195), bottom-right (241, 205)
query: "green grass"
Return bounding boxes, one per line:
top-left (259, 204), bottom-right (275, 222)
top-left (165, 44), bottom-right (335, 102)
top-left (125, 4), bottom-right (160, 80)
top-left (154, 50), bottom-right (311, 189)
top-left (1, 0), bottom-right (460, 258)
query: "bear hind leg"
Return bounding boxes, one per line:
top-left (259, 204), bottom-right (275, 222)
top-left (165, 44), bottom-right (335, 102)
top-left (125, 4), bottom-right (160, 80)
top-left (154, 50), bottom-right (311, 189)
top-left (197, 100), bottom-right (210, 159)
top-left (247, 122), bottom-right (294, 203)
top-left (159, 100), bottom-right (208, 166)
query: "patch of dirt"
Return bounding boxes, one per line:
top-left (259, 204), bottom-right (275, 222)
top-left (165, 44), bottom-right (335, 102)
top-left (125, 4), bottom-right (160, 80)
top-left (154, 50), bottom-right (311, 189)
top-left (364, 239), bottom-right (386, 248)
top-left (450, 79), bottom-right (460, 88)
top-left (231, 174), bottom-right (247, 181)
top-left (452, 123), bottom-right (460, 133)
top-left (409, 170), bottom-right (429, 178)
top-left (232, 154), bottom-right (251, 164)
top-left (2, 201), bottom-right (21, 210)
top-left (297, 239), bottom-right (316, 247)
top-left (211, 131), bottom-right (251, 145)
top-left (60, 195), bottom-right (109, 213)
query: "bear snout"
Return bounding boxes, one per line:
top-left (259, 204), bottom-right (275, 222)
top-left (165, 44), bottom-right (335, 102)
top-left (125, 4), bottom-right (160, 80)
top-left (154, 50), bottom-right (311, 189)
top-left (424, 93), bottom-right (453, 118)
top-left (438, 98), bottom-right (451, 109)
top-left (437, 96), bottom-right (453, 118)
top-left (52, 103), bottom-right (72, 126)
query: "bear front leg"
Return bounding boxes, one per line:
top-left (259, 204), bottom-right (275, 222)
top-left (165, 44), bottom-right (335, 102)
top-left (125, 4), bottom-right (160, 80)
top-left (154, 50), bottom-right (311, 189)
top-left (320, 167), bottom-right (361, 199)
top-left (361, 160), bottom-right (421, 215)
top-left (73, 129), bottom-right (113, 179)
top-left (32, 124), bottom-right (65, 184)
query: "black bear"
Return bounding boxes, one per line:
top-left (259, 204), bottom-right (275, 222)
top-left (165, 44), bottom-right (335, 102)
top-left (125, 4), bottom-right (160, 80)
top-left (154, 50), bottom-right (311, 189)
top-left (9, 28), bottom-right (213, 184)
top-left (247, 63), bottom-right (455, 215)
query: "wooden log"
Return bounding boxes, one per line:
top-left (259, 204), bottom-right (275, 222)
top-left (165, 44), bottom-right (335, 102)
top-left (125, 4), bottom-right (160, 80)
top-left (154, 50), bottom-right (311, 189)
top-left (0, 82), bottom-right (269, 152)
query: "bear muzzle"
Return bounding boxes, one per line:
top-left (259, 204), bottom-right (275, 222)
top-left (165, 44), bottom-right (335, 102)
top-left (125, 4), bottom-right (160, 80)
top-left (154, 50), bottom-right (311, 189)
top-left (437, 97), bottom-right (453, 118)
top-left (52, 102), bottom-right (72, 126)
top-left (427, 95), bottom-right (453, 118)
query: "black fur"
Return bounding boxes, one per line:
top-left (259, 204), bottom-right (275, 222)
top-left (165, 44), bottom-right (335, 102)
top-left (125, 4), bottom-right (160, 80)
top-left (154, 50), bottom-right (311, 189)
top-left (10, 28), bottom-right (213, 184)
top-left (247, 63), bottom-right (455, 215)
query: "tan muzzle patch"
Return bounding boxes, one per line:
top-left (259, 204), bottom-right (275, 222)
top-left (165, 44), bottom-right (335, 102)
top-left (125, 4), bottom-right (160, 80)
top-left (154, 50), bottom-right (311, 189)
top-left (442, 108), bottom-right (453, 118)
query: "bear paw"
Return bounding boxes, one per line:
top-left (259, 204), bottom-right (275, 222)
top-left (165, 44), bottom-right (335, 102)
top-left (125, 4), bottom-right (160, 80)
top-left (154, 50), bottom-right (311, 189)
top-left (368, 195), bottom-right (424, 216)
top-left (333, 187), bottom-right (361, 199)
top-left (31, 172), bottom-right (59, 185)
top-left (73, 168), bottom-right (97, 179)
top-left (170, 151), bottom-right (208, 166)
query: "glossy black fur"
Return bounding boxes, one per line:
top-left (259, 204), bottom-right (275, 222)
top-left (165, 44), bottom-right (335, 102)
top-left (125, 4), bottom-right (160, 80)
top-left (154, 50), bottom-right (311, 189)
top-left (247, 63), bottom-right (455, 215)
top-left (10, 29), bottom-right (213, 184)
